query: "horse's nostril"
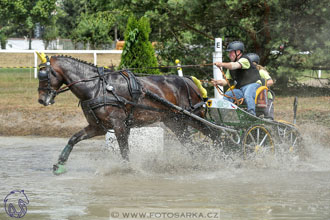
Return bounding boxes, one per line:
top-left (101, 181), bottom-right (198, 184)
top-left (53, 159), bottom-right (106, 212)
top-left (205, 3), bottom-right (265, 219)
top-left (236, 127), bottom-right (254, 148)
top-left (38, 99), bottom-right (44, 105)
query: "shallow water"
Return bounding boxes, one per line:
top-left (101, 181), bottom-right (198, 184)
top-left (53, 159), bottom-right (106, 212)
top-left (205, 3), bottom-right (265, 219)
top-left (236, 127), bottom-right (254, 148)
top-left (0, 135), bottom-right (330, 220)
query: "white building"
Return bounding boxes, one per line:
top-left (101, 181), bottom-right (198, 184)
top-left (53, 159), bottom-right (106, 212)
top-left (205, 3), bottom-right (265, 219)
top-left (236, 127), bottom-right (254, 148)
top-left (2, 38), bottom-right (115, 50)
top-left (4, 38), bottom-right (46, 50)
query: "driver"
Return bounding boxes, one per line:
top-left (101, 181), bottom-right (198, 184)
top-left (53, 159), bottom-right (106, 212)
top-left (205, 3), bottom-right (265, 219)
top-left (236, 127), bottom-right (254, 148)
top-left (211, 41), bottom-right (261, 116)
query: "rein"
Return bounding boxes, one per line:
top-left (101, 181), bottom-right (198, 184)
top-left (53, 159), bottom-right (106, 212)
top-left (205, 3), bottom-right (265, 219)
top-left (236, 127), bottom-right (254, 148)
top-left (54, 69), bottom-right (125, 95)
top-left (217, 67), bottom-right (242, 105)
top-left (54, 63), bottom-right (214, 95)
top-left (56, 77), bottom-right (99, 94)
top-left (124, 63), bottom-right (215, 71)
top-left (201, 73), bottom-right (244, 105)
top-left (47, 62), bottom-right (224, 100)
top-left (53, 61), bottom-right (243, 106)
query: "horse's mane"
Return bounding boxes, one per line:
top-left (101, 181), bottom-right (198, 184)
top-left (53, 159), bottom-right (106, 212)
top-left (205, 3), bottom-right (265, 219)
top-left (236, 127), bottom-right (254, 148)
top-left (53, 55), bottom-right (97, 68)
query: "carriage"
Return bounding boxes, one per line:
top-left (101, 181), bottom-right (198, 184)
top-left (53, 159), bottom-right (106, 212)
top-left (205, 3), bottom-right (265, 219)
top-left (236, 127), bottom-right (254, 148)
top-left (146, 86), bottom-right (302, 159)
top-left (202, 97), bottom-right (301, 157)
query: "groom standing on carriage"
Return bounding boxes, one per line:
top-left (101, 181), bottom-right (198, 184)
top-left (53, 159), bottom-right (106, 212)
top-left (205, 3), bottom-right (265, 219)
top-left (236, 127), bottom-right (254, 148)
top-left (211, 41), bottom-right (261, 116)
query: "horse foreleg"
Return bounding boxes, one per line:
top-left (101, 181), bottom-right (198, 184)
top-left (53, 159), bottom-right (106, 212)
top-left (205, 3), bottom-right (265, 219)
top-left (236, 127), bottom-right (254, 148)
top-left (113, 124), bottom-right (130, 161)
top-left (53, 125), bottom-right (105, 175)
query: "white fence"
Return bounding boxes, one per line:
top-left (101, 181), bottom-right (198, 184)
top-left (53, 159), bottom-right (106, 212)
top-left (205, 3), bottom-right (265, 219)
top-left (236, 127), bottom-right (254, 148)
top-left (0, 49), bottom-right (122, 78)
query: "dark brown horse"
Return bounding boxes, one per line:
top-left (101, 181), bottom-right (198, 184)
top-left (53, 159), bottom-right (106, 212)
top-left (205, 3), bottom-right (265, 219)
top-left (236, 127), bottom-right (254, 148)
top-left (37, 55), bottom-right (211, 174)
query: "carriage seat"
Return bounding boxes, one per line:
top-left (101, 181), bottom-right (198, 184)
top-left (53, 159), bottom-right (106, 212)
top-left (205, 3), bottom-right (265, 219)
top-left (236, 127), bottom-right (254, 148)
top-left (226, 85), bottom-right (270, 110)
top-left (255, 86), bottom-right (268, 108)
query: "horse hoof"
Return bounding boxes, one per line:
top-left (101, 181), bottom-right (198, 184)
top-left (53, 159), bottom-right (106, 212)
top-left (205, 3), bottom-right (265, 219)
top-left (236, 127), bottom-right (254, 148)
top-left (53, 164), bottom-right (66, 175)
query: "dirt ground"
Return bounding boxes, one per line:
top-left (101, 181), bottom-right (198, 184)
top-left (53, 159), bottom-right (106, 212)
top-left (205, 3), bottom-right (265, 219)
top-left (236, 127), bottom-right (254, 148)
top-left (0, 95), bottom-right (329, 146)
top-left (0, 105), bottom-right (86, 137)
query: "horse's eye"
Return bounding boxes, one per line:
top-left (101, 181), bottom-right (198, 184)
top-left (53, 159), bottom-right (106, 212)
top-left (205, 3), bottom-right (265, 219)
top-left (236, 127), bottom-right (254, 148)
top-left (38, 70), bottom-right (48, 80)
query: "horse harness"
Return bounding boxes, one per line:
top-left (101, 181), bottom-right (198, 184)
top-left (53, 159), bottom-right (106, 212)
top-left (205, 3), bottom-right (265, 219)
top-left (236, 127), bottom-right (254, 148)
top-left (80, 70), bottom-right (205, 130)
top-left (38, 57), bottom-right (75, 96)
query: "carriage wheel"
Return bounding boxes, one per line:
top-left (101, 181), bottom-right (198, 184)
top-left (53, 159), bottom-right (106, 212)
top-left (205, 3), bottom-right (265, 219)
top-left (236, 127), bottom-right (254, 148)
top-left (182, 126), bottom-right (230, 158)
top-left (277, 126), bottom-right (301, 152)
top-left (242, 125), bottom-right (275, 158)
top-left (185, 127), bottom-right (218, 149)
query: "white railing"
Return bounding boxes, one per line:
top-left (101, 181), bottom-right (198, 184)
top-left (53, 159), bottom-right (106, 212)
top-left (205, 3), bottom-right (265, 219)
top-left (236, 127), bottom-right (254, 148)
top-left (0, 49), bottom-right (122, 78)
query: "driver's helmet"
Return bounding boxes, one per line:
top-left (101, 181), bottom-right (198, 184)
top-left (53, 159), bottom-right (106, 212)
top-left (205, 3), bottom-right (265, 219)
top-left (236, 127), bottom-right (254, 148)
top-left (226, 41), bottom-right (245, 52)
top-left (245, 53), bottom-right (260, 64)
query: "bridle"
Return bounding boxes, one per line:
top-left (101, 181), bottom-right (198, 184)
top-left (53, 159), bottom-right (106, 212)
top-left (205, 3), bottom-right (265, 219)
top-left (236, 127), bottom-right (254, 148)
top-left (37, 56), bottom-right (102, 97)
top-left (37, 57), bottom-right (61, 103)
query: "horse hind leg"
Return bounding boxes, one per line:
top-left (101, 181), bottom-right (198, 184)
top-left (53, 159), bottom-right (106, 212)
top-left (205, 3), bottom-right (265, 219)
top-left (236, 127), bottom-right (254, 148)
top-left (163, 119), bottom-right (191, 147)
top-left (53, 125), bottom-right (106, 175)
top-left (164, 116), bottom-right (215, 153)
top-left (113, 123), bottom-right (130, 161)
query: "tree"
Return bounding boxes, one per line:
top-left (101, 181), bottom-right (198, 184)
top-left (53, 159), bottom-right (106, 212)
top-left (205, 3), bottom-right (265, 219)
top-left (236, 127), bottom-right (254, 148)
top-left (0, 0), bottom-right (56, 49)
top-left (88, 0), bottom-right (131, 41)
top-left (1, 0), bottom-right (328, 83)
top-left (42, 16), bottom-right (58, 49)
top-left (119, 15), bottom-right (160, 74)
top-left (57, 0), bottom-right (124, 49)
top-left (71, 12), bottom-right (115, 49)
top-left (0, 26), bottom-right (9, 49)
top-left (56, 0), bottom-right (89, 40)
top-left (267, 0), bottom-right (330, 78)
top-left (108, 0), bottom-right (330, 81)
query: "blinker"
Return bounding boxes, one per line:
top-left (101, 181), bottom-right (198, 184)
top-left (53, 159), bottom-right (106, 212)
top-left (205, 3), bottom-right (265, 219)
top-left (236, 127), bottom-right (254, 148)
top-left (38, 69), bottom-right (48, 81)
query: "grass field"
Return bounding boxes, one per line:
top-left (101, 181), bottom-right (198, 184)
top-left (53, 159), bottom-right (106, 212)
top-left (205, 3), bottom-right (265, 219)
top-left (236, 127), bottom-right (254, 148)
top-left (0, 68), bottom-right (79, 109)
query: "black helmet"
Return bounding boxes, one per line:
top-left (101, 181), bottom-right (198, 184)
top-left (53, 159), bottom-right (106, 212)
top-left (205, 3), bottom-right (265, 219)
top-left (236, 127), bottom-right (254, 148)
top-left (245, 53), bottom-right (260, 64)
top-left (226, 41), bottom-right (245, 52)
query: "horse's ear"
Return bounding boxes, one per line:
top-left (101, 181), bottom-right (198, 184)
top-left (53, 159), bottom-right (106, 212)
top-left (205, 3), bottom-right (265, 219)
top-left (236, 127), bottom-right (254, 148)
top-left (36, 51), bottom-right (47, 64)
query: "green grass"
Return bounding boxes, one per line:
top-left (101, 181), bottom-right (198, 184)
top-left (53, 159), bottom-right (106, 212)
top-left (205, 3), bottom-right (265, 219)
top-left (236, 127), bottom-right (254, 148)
top-left (296, 69), bottom-right (330, 83)
top-left (0, 69), bottom-right (79, 109)
top-left (0, 69), bottom-right (37, 97)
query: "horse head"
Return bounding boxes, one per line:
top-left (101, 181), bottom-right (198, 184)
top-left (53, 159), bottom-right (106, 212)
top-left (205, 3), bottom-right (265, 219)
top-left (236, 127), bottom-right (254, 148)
top-left (36, 52), bottom-right (64, 106)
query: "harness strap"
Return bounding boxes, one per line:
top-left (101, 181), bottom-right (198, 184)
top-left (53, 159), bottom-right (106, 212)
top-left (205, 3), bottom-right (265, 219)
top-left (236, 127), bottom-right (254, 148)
top-left (121, 70), bottom-right (142, 102)
top-left (120, 70), bottom-right (143, 125)
top-left (192, 101), bottom-right (205, 111)
top-left (97, 67), bottom-right (107, 104)
top-left (81, 94), bottom-right (166, 129)
top-left (97, 67), bottom-right (105, 77)
top-left (81, 95), bottom-right (122, 110)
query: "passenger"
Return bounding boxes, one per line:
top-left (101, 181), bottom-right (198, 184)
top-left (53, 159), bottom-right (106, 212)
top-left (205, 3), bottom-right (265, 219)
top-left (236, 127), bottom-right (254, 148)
top-left (211, 41), bottom-right (261, 115)
top-left (246, 53), bottom-right (274, 120)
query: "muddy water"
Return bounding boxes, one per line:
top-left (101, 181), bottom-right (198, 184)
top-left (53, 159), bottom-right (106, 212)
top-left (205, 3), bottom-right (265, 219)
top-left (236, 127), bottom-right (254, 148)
top-left (0, 135), bottom-right (330, 220)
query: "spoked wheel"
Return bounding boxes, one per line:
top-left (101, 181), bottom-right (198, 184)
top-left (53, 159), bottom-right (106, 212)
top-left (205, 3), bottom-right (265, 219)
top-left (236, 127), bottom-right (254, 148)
top-left (277, 126), bottom-right (302, 153)
top-left (182, 126), bottom-right (233, 159)
top-left (185, 127), bottom-right (218, 149)
top-left (242, 125), bottom-right (275, 159)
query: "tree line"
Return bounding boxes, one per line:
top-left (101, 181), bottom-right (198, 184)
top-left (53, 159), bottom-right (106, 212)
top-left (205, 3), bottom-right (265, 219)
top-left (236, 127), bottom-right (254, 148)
top-left (0, 0), bottom-right (329, 81)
